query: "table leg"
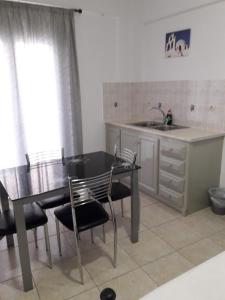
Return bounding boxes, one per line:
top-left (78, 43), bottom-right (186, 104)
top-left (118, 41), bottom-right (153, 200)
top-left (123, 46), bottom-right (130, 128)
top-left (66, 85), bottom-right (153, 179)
top-left (13, 201), bottom-right (33, 291)
top-left (130, 169), bottom-right (140, 243)
top-left (0, 183), bottom-right (14, 247)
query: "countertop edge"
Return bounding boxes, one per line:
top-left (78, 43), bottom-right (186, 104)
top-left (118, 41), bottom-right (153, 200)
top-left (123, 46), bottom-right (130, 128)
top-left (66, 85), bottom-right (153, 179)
top-left (105, 121), bottom-right (225, 143)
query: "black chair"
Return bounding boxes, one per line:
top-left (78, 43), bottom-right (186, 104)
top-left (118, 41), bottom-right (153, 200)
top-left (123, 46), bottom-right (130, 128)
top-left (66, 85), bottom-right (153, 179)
top-left (0, 203), bottom-right (52, 267)
top-left (25, 148), bottom-right (70, 211)
top-left (54, 170), bottom-right (117, 284)
top-left (103, 147), bottom-right (137, 216)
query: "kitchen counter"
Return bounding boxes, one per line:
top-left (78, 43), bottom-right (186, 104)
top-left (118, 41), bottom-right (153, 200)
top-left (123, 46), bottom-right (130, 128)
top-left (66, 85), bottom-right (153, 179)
top-left (105, 121), bottom-right (224, 215)
top-left (106, 120), bottom-right (225, 143)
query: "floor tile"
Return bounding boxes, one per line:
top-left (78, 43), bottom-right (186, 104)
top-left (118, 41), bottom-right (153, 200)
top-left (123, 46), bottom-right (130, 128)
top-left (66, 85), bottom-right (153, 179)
top-left (0, 247), bottom-right (22, 282)
top-left (83, 242), bottom-right (138, 286)
top-left (141, 203), bottom-right (179, 229)
top-left (99, 268), bottom-right (156, 300)
top-left (142, 252), bottom-right (193, 286)
top-left (152, 219), bottom-right (203, 250)
top-left (3, 193), bottom-right (225, 299)
top-left (69, 287), bottom-right (100, 300)
top-left (183, 208), bottom-right (225, 238)
top-left (0, 276), bottom-right (39, 300)
top-left (140, 192), bottom-right (158, 206)
top-left (178, 238), bottom-right (223, 266)
top-left (64, 229), bottom-right (105, 254)
top-left (118, 230), bottom-right (174, 266)
top-left (101, 214), bottom-right (147, 243)
top-left (29, 233), bottom-right (75, 269)
top-left (209, 230), bottom-right (225, 249)
top-left (107, 192), bottom-right (155, 219)
top-left (33, 258), bottom-right (95, 300)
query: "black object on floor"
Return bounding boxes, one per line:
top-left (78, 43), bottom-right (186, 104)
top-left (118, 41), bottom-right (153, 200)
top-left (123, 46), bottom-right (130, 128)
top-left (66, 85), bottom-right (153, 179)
top-left (100, 288), bottom-right (116, 300)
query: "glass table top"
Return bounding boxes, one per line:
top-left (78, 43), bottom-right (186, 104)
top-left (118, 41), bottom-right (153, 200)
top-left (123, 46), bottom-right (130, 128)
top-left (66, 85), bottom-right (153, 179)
top-left (0, 151), bottom-right (140, 201)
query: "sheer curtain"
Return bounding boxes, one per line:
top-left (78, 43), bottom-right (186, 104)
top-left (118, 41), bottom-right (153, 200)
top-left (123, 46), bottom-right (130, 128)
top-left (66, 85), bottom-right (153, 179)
top-left (0, 1), bottom-right (83, 169)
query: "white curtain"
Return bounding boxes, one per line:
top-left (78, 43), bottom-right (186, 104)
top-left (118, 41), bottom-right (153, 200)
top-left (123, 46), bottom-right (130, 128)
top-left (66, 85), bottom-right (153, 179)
top-left (0, 1), bottom-right (83, 169)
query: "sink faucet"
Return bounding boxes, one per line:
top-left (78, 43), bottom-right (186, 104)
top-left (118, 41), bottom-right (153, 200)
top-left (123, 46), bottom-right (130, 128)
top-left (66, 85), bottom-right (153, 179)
top-left (150, 102), bottom-right (166, 124)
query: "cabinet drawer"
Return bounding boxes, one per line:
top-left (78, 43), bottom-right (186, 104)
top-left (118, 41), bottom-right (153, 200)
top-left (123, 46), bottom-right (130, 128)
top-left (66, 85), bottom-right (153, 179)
top-left (160, 157), bottom-right (185, 177)
top-left (159, 185), bottom-right (184, 208)
top-left (159, 171), bottom-right (185, 193)
top-left (160, 141), bottom-right (187, 160)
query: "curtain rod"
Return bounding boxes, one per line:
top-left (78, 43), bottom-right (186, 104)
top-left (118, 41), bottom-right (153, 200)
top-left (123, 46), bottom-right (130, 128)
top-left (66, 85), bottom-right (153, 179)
top-left (144, 0), bottom-right (225, 25)
top-left (5, 1), bottom-right (82, 13)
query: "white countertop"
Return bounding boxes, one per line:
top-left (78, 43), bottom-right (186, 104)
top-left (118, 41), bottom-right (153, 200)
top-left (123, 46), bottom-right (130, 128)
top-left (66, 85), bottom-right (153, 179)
top-left (140, 251), bottom-right (225, 300)
top-left (106, 120), bottom-right (225, 143)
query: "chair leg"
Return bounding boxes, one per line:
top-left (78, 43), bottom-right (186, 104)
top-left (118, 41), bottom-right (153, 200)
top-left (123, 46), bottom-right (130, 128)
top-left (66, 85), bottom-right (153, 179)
top-left (43, 224), bottom-right (52, 268)
top-left (108, 202), bottom-right (117, 268)
top-left (33, 228), bottom-right (38, 248)
top-left (44, 210), bottom-right (48, 252)
top-left (90, 228), bottom-right (94, 244)
top-left (121, 199), bottom-right (124, 217)
top-left (102, 224), bottom-right (106, 243)
top-left (113, 220), bottom-right (117, 268)
top-left (55, 218), bottom-right (62, 256)
top-left (74, 230), bottom-right (84, 284)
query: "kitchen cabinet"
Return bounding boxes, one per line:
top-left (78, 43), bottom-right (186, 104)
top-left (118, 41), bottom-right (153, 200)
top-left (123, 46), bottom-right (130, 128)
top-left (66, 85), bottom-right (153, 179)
top-left (106, 123), bottom-right (223, 215)
top-left (121, 129), bottom-right (159, 195)
top-left (139, 135), bottom-right (158, 194)
top-left (106, 125), bottom-right (120, 155)
top-left (158, 136), bottom-right (223, 215)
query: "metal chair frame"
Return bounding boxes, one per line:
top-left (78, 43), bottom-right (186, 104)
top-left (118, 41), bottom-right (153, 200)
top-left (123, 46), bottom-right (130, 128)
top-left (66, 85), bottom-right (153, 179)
top-left (55, 169), bottom-right (117, 284)
top-left (0, 206), bottom-right (52, 268)
top-left (113, 145), bottom-right (137, 217)
top-left (25, 147), bottom-right (65, 170)
top-left (25, 147), bottom-right (65, 252)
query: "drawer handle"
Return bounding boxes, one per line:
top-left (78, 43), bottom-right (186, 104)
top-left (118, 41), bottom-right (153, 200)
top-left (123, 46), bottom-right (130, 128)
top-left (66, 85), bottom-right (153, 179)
top-left (164, 179), bottom-right (172, 185)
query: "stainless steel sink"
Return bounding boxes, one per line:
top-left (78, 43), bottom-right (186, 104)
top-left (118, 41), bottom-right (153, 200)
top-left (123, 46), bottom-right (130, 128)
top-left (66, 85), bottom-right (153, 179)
top-left (128, 121), bottom-right (188, 131)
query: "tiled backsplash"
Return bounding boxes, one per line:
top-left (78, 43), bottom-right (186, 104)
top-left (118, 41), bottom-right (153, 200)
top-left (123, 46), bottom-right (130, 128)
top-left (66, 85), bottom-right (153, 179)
top-left (103, 81), bottom-right (225, 131)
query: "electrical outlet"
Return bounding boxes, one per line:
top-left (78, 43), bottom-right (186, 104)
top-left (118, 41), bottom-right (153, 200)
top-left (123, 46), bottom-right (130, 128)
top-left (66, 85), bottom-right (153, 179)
top-left (190, 104), bottom-right (195, 111)
top-left (209, 105), bottom-right (216, 111)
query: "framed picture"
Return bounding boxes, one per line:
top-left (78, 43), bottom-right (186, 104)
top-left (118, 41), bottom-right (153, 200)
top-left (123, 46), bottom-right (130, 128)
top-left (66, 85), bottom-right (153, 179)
top-left (165, 29), bottom-right (191, 58)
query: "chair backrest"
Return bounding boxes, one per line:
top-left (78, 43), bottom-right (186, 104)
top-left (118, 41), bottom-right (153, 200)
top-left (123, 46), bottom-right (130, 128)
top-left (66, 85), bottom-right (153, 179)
top-left (25, 148), bottom-right (65, 169)
top-left (68, 170), bottom-right (113, 207)
top-left (114, 145), bottom-right (137, 166)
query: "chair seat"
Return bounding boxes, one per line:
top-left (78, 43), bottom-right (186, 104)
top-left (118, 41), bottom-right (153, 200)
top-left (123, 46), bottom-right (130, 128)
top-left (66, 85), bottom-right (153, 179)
top-left (54, 202), bottom-right (109, 232)
top-left (100, 182), bottom-right (131, 204)
top-left (37, 194), bottom-right (70, 210)
top-left (111, 182), bottom-right (131, 201)
top-left (0, 203), bottom-right (48, 236)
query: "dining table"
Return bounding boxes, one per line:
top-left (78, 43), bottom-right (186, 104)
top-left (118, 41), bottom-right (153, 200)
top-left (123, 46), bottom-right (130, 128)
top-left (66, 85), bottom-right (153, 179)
top-left (0, 151), bottom-right (140, 292)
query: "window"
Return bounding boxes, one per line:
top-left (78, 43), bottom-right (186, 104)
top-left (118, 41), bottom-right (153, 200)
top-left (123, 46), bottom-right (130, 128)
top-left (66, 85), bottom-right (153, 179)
top-left (0, 3), bottom-right (82, 170)
top-left (0, 40), bottom-right (62, 168)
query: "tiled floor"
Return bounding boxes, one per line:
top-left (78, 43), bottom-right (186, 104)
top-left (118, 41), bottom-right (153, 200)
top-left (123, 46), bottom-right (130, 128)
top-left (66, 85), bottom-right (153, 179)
top-left (1, 192), bottom-right (225, 300)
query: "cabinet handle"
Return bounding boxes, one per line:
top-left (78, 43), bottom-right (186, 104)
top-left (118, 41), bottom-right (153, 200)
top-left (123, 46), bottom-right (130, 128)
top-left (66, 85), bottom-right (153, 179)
top-left (164, 179), bottom-right (173, 185)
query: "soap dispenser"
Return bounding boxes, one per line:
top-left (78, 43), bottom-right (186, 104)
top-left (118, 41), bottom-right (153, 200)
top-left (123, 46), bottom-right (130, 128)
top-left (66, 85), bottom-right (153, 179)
top-left (165, 109), bottom-right (173, 125)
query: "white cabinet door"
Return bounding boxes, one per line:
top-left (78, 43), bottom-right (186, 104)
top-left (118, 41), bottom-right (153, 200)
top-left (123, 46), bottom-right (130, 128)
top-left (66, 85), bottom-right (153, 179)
top-left (106, 126), bottom-right (121, 155)
top-left (121, 129), bottom-right (140, 157)
top-left (121, 129), bottom-right (159, 194)
top-left (139, 135), bottom-right (159, 194)
top-left (121, 129), bottom-right (140, 185)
